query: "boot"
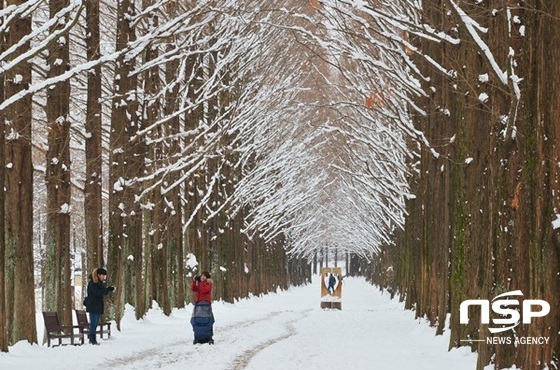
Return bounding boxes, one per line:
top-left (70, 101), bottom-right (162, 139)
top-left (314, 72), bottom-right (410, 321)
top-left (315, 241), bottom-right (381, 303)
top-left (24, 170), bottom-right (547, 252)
top-left (89, 335), bottom-right (99, 345)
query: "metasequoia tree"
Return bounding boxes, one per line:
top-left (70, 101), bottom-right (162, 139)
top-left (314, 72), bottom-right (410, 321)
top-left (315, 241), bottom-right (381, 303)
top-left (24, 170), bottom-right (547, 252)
top-left (142, 2), bottom-right (169, 315)
top-left (232, 0), bottom-right (418, 267)
top-left (312, 1), bottom-right (560, 369)
top-left (107, 0), bottom-right (140, 328)
top-left (3, 0), bottom-right (37, 346)
top-left (43, 0), bottom-right (74, 328)
top-left (97, 0), bottom-right (314, 317)
top-left (158, 0), bottom-right (184, 311)
top-left (0, 0), bottom-right (351, 347)
top-left (84, 0), bottom-right (104, 275)
top-left (131, 0), bottom-right (163, 319)
top-left (0, 0), bottom-right (6, 351)
top-left (1, 0), bottom-right (83, 346)
top-left (132, 3), bottom-right (238, 312)
top-left (0, 0), bottom-right (441, 348)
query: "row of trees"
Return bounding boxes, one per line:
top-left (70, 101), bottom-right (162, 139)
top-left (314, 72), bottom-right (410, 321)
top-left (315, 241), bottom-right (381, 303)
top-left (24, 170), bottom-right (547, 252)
top-left (260, 0), bottom-right (559, 369)
top-left (0, 0), bottom-right (431, 351)
top-left (334, 1), bottom-right (560, 369)
top-left (1, 0), bottom-right (418, 351)
top-left (0, 0), bottom-right (439, 351)
top-left (5, 1), bottom-right (554, 369)
top-left (1, 1), bottom-right (328, 350)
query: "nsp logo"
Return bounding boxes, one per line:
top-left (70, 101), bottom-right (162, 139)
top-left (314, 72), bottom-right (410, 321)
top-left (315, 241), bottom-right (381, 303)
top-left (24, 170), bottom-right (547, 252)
top-left (460, 290), bottom-right (550, 334)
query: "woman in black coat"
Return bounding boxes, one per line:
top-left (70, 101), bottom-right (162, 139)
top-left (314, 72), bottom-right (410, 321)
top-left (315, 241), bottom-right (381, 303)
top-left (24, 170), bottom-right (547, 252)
top-left (85, 267), bottom-right (114, 345)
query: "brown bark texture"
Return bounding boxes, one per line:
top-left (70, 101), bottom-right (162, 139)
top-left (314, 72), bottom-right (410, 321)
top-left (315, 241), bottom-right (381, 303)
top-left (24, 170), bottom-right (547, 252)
top-left (4, 0), bottom-right (37, 345)
top-left (107, 0), bottom-right (139, 329)
top-left (0, 8), bottom-right (6, 351)
top-left (84, 0), bottom-right (104, 275)
top-left (44, 0), bottom-right (73, 329)
top-left (368, 1), bottom-right (560, 369)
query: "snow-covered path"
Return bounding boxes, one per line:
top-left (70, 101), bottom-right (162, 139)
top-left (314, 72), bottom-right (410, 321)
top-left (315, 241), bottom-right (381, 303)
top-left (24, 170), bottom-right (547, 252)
top-left (1, 276), bottom-right (478, 370)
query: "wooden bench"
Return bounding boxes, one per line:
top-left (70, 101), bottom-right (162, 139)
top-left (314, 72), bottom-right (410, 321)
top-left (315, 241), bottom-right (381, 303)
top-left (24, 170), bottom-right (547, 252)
top-left (75, 309), bottom-right (111, 339)
top-left (42, 311), bottom-right (84, 347)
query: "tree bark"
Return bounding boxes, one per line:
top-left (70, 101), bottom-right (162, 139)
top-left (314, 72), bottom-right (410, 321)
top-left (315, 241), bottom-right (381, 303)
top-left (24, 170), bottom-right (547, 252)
top-left (44, 0), bottom-right (73, 328)
top-left (369, 1), bottom-right (560, 368)
top-left (163, 47), bottom-right (184, 309)
top-left (4, 0), bottom-right (36, 345)
top-left (84, 0), bottom-right (104, 274)
top-left (108, 0), bottom-right (138, 328)
top-left (0, 13), bottom-right (6, 352)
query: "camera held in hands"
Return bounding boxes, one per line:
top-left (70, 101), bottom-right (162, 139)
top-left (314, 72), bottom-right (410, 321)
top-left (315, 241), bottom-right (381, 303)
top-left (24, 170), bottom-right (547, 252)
top-left (194, 275), bottom-right (201, 282)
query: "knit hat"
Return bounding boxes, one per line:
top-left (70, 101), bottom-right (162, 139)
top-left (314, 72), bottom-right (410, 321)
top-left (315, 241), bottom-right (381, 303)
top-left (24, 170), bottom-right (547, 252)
top-left (97, 267), bottom-right (107, 275)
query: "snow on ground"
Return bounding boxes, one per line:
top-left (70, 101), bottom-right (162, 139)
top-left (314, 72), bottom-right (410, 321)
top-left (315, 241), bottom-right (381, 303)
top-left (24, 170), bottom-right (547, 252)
top-left (0, 276), bottom-right (478, 370)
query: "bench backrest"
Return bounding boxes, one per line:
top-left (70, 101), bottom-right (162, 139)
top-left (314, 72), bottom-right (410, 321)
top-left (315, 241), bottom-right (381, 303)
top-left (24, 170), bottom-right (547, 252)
top-left (75, 309), bottom-right (89, 327)
top-left (42, 312), bottom-right (62, 333)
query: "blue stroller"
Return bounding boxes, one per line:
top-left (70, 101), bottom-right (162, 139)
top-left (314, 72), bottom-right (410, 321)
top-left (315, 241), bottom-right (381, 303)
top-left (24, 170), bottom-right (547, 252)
top-left (191, 301), bottom-right (215, 344)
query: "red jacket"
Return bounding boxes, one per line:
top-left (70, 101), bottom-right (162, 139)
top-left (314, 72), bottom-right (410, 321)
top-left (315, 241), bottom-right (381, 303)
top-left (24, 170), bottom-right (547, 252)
top-left (190, 279), bottom-right (213, 303)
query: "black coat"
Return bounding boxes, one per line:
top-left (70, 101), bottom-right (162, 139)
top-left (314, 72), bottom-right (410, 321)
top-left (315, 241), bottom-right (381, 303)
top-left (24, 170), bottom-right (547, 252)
top-left (86, 275), bottom-right (112, 314)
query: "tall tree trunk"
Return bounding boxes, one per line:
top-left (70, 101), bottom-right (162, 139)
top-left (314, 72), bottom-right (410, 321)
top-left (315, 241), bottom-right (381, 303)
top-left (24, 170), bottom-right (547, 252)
top-left (84, 0), bottom-right (104, 274)
top-left (145, 98), bottom-right (169, 314)
top-left (184, 52), bottom-right (206, 285)
top-left (4, 0), bottom-right (36, 345)
top-left (152, 185), bottom-right (170, 314)
top-left (522, 1), bottom-right (560, 367)
top-left (108, 0), bottom-right (137, 328)
top-left (141, 208), bottom-right (152, 317)
top-left (0, 16), bottom-right (6, 352)
top-left (44, 0), bottom-right (73, 328)
top-left (142, 32), bottom-right (169, 314)
top-left (163, 47), bottom-right (184, 309)
top-left (122, 80), bottom-right (141, 312)
top-left (137, 0), bottom-right (160, 318)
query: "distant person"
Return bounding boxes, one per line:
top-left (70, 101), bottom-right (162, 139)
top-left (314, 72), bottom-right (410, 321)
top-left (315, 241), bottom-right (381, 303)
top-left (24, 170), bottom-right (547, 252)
top-left (190, 271), bottom-right (213, 303)
top-left (328, 273), bottom-right (336, 294)
top-left (85, 267), bottom-right (115, 345)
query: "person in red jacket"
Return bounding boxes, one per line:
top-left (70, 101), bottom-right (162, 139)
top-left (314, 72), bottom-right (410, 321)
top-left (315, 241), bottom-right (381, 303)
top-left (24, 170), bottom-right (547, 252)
top-left (190, 271), bottom-right (213, 303)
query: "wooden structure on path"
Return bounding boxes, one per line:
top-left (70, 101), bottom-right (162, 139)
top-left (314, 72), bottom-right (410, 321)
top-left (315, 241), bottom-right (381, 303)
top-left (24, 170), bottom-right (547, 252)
top-left (320, 267), bottom-right (342, 310)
